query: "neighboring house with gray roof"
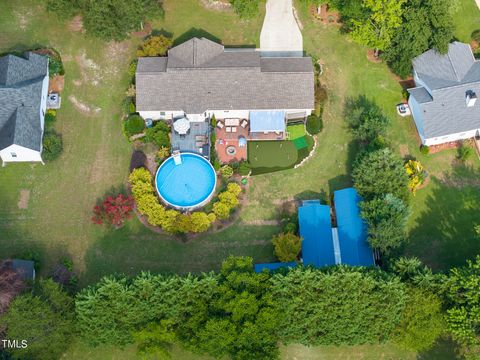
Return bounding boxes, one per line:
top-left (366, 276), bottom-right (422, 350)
top-left (408, 42), bottom-right (480, 146)
top-left (0, 52), bottom-right (49, 165)
top-left (136, 37), bottom-right (314, 127)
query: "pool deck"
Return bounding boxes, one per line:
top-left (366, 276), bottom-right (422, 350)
top-left (171, 121), bottom-right (210, 158)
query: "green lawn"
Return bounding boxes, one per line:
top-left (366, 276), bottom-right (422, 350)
top-left (1, 0), bottom-right (479, 358)
top-left (248, 141), bottom-right (299, 170)
top-left (453, 0), bottom-right (479, 42)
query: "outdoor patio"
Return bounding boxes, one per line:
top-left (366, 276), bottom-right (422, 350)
top-left (215, 118), bottom-right (249, 163)
top-left (171, 120), bottom-right (210, 158)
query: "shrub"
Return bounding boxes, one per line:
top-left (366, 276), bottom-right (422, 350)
top-left (272, 233), bottom-right (302, 262)
top-left (129, 101), bottom-right (136, 114)
top-left (405, 160), bottom-right (426, 195)
top-left (226, 183), bottom-right (242, 197)
top-left (213, 202), bottom-right (230, 220)
top-left (238, 161), bottom-right (251, 176)
top-left (218, 191), bottom-right (239, 209)
top-left (157, 146), bottom-right (170, 161)
top-left (48, 55), bottom-right (65, 77)
top-left (457, 142), bottom-right (472, 162)
top-left (128, 60), bottom-right (138, 77)
top-left (92, 194), bottom-right (134, 228)
top-left (125, 84), bottom-right (136, 97)
top-left (306, 114), bottom-right (323, 135)
top-left (213, 159), bottom-right (221, 171)
top-left (420, 145), bottom-right (430, 155)
top-left (42, 131), bottom-right (63, 161)
top-left (124, 115), bottom-right (145, 137)
top-left (220, 165), bottom-right (233, 179)
top-left (137, 35), bottom-right (173, 57)
top-left (144, 122), bottom-right (171, 148)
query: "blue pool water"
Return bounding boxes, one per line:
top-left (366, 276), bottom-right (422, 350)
top-left (155, 153), bottom-right (217, 209)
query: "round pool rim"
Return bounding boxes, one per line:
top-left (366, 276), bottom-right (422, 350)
top-left (155, 152), bottom-right (217, 211)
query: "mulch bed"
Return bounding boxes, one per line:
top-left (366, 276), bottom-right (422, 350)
top-left (310, 4), bottom-right (340, 25)
top-left (131, 22), bottom-right (152, 38)
top-left (366, 49), bottom-right (382, 63)
top-left (49, 75), bottom-right (65, 93)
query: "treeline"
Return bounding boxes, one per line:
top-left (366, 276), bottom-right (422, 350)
top-left (306, 0), bottom-right (456, 78)
top-left (2, 256), bottom-right (480, 359)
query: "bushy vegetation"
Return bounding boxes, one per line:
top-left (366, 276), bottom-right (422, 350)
top-left (272, 233), bottom-right (302, 262)
top-left (91, 194), bottom-right (134, 228)
top-left (306, 114), bottom-right (323, 135)
top-left (457, 141), bottom-right (473, 162)
top-left (405, 159), bottom-right (426, 195)
top-left (42, 131), bottom-right (63, 161)
top-left (144, 121), bottom-right (170, 148)
top-left (0, 279), bottom-right (75, 360)
top-left (46, 0), bottom-right (163, 41)
top-left (137, 35), bottom-right (173, 57)
top-left (229, 0), bottom-right (260, 19)
top-left (124, 114), bottom-right (145, 137)
top-left (46, 49), bottom-right (65, 77)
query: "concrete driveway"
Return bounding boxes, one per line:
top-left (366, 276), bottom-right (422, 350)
top-left (260, 0), bottom-right (303, 56)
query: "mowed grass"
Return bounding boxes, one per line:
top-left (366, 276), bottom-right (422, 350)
top-left (248, 141), bottom-right (299, 168)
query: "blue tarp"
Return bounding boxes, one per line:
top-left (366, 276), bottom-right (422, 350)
top-left (299, 202), bottom-right (335, 267)
top-left (254, 262), bottom-right (297, 273)
top-left (333, 188), bottom-right (375, 266)
top-left (249, 111), bottom-right (285, 132)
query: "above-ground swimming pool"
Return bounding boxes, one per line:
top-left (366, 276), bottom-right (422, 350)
top-left (155, 152), bottom-right (217, 210)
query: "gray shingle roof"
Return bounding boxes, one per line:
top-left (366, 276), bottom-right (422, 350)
top-left (0, 52), bottom-right (47, 151)
top-left (410, 42), bottom-right (480, 138)
top-left (136, 37), bottom-right (314, 114)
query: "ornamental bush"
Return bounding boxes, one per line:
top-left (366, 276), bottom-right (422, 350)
top-left (144, 122), bottom-right (170, 148)
top-left (238, 161), bottom-right (251, 176)
top-left (137, 35), bottom-right (173, 57)
top-left (227, 183), bottom-right (242, 197)
top-left (92, 194), bottom-right (134, 228)
top-left (220, 165), bottom-right (233, 179)
top-left (124, 115), bottom-right (145, 137)
top-left (42, 131), bottom-right (63, 161)
top-left (306, 114), bottom-right (323, 135)
top-left (213, 202), bottom-right (230, 220)
top-left (218, 191), bottom-right (239, 209)
top-left (272, 233), bottom-right (302, 262)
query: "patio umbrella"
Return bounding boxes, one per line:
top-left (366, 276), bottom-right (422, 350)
top-left (173, 117), bottom-right (190, 135)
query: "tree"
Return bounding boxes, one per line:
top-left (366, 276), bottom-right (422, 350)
top-left (360, 194), bottom-right (410, 252)
top-left (230, 0), bottom-right (260, 19)
top-left (352, 148), bottom-right (409, 201)
top-left (91, 194), bottom-right (134, 227)
top-left (0, 279), bottom-right (75, 360)
top-left (270, 266), bottom-right (406, 345)
top-left (137, 35), bottom-right (173, 57)
top-left (393, 288), bottom-right (444, 352)
top-left (306, 114), bottom-right (323, 135)
top-left (42, 131), bottom-right (63, 161)
top-left (446, 256), bottom-right (480, 355)
top-left (272, 233), bottom-right (302, 262)
top-left (133, 320), bottom-right (176, 359)
top-left (124, 115), bottom-right (145, 137)
top-left (346, 96), bottom-right (389, 144)
top-left (383, 0), bottom-right (455, 77)
top-left (351, 0), bottom-right (406, 57)
top-left (81, 0), bottom-right (162, 41)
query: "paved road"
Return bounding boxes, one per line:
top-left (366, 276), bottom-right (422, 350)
top-left (260, 0), bottom-right (303, 56)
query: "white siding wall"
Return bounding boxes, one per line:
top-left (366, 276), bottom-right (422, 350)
top-left (424, 128), bottom-right (479, 146)
top-left (138, 111), bottom-right (185, 120)
top-left (0, 144), bottom-right (42, 164)
top-left (408, 96), bottom-right (426, 144)
top-left (40, 71), bottom-right (49, 132)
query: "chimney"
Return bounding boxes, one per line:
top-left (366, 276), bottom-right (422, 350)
top-left (466, 90), bottom-right (477, 107)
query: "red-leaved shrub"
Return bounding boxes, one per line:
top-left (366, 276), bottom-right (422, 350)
top-left (92, 194), bottom-right (134, 228)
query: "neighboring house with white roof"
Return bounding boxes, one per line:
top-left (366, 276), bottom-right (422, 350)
top-left (408, 42), bottom-right (480, 146)
top-left (135, 37), bottom-right (314, 133)
top-left (0, 52), bottom-right (49, 165)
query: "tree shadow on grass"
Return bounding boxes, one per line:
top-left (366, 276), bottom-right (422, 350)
top-left (418, 336), bottom-right (463, 360)
top-left (404, 166), bottom-right (480, 271)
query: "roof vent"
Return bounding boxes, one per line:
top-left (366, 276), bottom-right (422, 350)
top-left (466, 90), bottom-right (477, 107)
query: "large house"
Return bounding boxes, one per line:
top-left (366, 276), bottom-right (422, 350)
top-left (408, 42), bottom-right (480, 146)
top-left (135, 37), bottom-right (314, 136)
top-left (0, 52), bottom-right (49, 165)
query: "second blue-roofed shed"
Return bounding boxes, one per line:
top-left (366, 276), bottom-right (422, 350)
top-left (299, 201), bottom-right (335, 267)
top-left (333, 188), bottom-right (374, 266)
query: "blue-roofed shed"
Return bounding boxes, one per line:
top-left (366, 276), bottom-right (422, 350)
top-left (299, 201), bottom-right (335, 267)
top-left (334, 188), bottom-right (374, 266)
top-left (249, 111), bottom-right (286, 132)
top-left (254, 262), bottom-right (297, 273)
